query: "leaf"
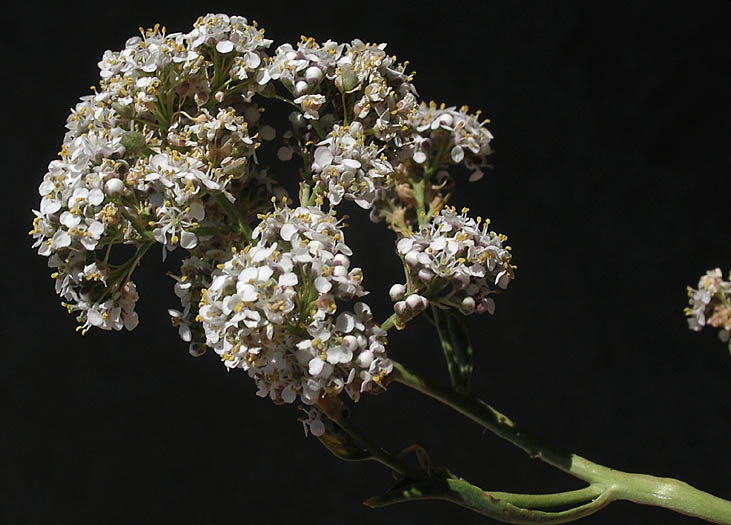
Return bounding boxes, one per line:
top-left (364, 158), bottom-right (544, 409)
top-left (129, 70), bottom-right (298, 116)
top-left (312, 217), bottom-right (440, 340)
top-left (432, 306), bottom-right (474, 393)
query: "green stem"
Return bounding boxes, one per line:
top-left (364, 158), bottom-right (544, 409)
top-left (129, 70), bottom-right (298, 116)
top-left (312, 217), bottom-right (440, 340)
top-left (391, 360), bottom-right (731, 524)
top-left (485, 486), bottom-right (604, 510)
top-left (318, 398), bottom-right (416, 478)
top-left (380, 313), bottom-right (399, 331)
top-left (212, 193), bottom-right (251, 239)
top-left (412, 178), bottom-right (427, 226)
top-left (311, 119), bottom-right (327, 140)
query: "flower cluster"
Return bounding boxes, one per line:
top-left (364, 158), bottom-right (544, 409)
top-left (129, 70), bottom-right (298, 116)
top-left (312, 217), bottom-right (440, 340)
top-left (411, 102), bottom-right (494, 182)
top-left (686, 268), bottom-right (731, 348)
top-left (311, 123), bottom-right (395, 209)
top-left (393, 207), bottom-right (515, 319)
top-left (31, 13), bottom-right (508, 432)
top-left (267, 37), bottom-right (417, 138)
top-left (199, 205), bottom-right (391, 405)
top-left (31, 14), bottom-right (281, 332)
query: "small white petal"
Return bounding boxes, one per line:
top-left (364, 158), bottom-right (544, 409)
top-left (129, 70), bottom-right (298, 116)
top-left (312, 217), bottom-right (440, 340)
top-left (314, 276), bottom-right (332, 293)
top-left (278, 272), bottom-right (298, 287)
top-left (280, 223), bottom-right (297, 241)
top-left (450, 145), bottom-right (465, 163)
top-left (313, 146), bottom-right (333, 169)
top-left (216, 40), bottom-right (235, 53)
top-left (180, 231), bottom-right (197, 249)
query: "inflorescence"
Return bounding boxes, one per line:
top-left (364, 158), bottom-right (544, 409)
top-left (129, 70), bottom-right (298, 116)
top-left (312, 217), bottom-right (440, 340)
top-left (31, 13), bottom-right (506, 429)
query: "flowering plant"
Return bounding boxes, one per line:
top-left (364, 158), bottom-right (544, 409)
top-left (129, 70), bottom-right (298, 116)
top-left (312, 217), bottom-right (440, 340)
top-left (29, 13), bottom-right (731, 523)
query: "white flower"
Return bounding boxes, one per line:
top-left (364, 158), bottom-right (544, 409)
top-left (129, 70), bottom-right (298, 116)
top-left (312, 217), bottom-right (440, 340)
top-left (293, 94), bottom-right (326, 120)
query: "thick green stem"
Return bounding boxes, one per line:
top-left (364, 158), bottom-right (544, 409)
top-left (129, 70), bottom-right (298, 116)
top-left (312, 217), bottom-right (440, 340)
top-left (391, 360), bottom-right (731, 524)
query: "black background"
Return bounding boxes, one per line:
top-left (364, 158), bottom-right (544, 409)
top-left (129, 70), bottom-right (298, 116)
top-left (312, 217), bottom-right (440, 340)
top-left (4, 2), bottom-right (731, 524)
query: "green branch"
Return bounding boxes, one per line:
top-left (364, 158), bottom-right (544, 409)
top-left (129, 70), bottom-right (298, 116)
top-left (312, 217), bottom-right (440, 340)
top-left (391, 360), bottom-right (731, 524)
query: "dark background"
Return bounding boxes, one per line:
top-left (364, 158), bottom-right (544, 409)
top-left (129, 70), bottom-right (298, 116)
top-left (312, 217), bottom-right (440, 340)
top-left (4, 2), bottom-right (730, 524)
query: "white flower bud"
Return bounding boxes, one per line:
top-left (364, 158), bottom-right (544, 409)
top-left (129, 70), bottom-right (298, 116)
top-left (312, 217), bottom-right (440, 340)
top-left (333, 254), bottom-right (350, 268)
top-left (389, 284), bottom-right (406, 301)
top-left (405, 250), bottom-right (420, 267)
top-left (104, 177), bottom-right (124, 196)
top-left (294, 80), bottom-right (309, 96)
top-left (405, 294), bottom-right (428, 312)
top-left (305, 66), bottom-right (323, 84)
top-left (460, 296), bottom-right (476, 315)
top-left (452, 273), bottom-right (470, 289)
top-left (394, 301), bottom-right (408, 316)
top-left (418, 268), bottom-right (434, 283)
top-left (214, 91), bottom-right (225, 102)
top-left (342, 335), bottom-right (358, 352)
top-left (356, 350), bottom-right (374, 368)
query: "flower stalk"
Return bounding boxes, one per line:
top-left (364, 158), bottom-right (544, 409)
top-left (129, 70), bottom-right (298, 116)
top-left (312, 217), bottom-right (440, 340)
top-left (391, 360), bottom-right (731, 524)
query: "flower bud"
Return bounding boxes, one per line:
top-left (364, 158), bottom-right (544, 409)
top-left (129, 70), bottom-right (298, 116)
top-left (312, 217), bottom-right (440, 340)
top-left (189, 342), bottom-right (206, 357)
top-left (459, 296), bottom-right (476, 315)
top-left (389, 283), bottom-right (406, 301)
top-left (294, 80), bottom-right (309, 96)
top-left (452, 273), bottom-right (470, 289)
top-left (214, 91), bottom-right (225, 102)
top-left (394, 301), bottom-right (408, 316)
top-left (194, 91), bottom-right (209, 106)
top-left (418, 268), bottom-right (434, 283)
top-left (104, 177), bottom-right (125, 196)
top-left (356, 350), bottom-right (374, 368)
top-left (305, 66), bottom-right (323, 84)
top-left (333, 254), bottom-right (350, 268)
top-left (342, 335), bottom-right (358, 352)
top-left (405, 294), bottom-right (428, 312)
top-left (405, 250), bottom-right (420, 267)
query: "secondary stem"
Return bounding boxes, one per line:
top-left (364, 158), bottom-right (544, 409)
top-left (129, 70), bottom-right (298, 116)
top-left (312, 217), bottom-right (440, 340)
top-left (391, 360), bottom-right (731, 524)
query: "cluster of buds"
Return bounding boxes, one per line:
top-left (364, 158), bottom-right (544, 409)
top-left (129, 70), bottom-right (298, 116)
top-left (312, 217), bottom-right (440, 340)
top-left (686, 268), bottom-right (731, 349)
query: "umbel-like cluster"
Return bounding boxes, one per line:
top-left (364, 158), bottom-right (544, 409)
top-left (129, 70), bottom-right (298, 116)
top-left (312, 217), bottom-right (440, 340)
top-left (686, 268), bottom-right (731, 349)
top-left (30, 14), bottom-right (508, 426)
